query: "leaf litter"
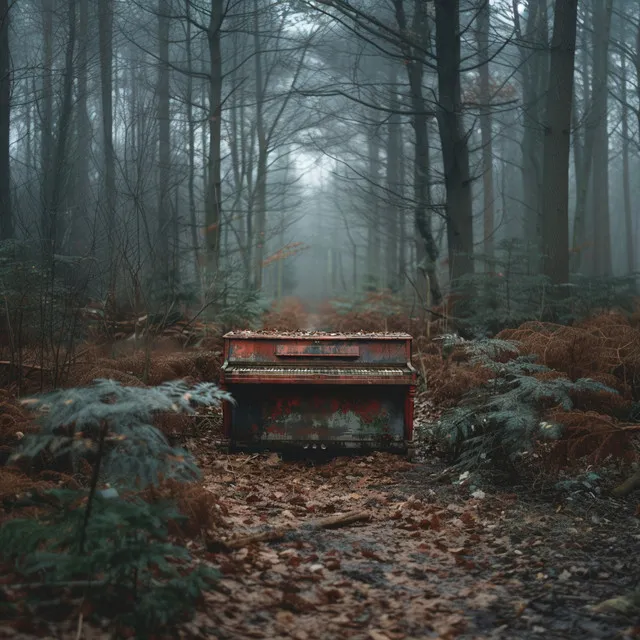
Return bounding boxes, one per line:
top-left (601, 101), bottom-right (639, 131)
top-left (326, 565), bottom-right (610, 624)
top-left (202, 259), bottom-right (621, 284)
top-left (2, 449), bottom-right (639, 639)
top-left (176, 451), bottom-right (640, 640)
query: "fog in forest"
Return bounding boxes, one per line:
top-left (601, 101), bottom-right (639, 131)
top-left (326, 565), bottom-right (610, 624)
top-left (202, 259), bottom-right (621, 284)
top-left (0, 0), bottom-right (637, 328)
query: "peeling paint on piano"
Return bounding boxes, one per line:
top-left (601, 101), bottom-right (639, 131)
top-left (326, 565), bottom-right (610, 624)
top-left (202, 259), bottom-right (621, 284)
top-left (220, 332), bottom-right (417, 452)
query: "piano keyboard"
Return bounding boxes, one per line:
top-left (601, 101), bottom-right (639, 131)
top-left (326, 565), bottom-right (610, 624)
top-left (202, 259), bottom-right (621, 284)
top-left (226, 366), bottom-right (408, 376)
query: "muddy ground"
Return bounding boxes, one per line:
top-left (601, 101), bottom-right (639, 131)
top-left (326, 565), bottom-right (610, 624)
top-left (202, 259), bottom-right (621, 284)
top-left (179, 449), bottom-right (640, 640)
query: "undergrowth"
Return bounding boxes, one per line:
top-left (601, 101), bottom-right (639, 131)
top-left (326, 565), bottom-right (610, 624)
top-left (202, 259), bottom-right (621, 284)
top-left (432, 338), bottom-right (639, 474)
top-left (451, 240), bottom-right (638, 337)
top-left (0, 379), bottom-right (231, 636)
top-left (316, 290), bottom-right (424, 333)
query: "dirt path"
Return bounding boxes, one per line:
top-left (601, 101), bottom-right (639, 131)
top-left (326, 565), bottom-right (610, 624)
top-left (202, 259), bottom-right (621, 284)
top-left (188, 453), bottom-right (640, 640)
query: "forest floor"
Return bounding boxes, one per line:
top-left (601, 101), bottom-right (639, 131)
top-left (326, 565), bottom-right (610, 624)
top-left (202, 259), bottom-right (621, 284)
top-left (3, 416), bottom-right (640, 640)
top-left (4, 301), bottom-right (640, 639)
top-left (172, 425), bottom-right (640, 640)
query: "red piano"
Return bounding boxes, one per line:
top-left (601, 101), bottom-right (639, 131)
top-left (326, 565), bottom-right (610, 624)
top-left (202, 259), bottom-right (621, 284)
top-left (220, 331), bottom-right (417, 454)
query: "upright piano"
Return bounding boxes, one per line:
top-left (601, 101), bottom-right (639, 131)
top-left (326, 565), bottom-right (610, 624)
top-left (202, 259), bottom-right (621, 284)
top-left (220, 331), bottom-right (417, 454)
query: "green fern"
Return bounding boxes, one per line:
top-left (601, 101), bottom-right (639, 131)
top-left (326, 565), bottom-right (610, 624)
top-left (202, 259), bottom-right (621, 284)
top-left (434, 339), bottom-right (618, 473)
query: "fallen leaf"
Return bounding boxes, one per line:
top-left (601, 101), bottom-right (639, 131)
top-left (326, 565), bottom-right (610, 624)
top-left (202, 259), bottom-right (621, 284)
top-left (469, 592), bottom-right (498, 609)
top-left (593, 593), bottom-right (640, 615)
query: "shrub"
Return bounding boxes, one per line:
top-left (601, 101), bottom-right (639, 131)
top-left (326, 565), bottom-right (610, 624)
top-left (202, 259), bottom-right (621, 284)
top-left (263, 296), bottom-right (309, 330)
top-left (450, 239), bottom-right (638, 337)
top-left (317, 291), bottom-right (415, 333)
top-left (0, 379), bottom-right (231, 634)
top-left (433, 338), bottom-right (621, 474)
top-left (499, 313), bottom-right (640, 400)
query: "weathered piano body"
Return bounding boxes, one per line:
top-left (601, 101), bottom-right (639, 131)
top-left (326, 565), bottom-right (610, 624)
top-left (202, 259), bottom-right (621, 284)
top-left (220, 331), bottom-right (417, 453)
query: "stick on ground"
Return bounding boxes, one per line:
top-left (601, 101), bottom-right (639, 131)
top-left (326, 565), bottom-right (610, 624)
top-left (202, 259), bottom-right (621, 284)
top-left (210, 510), bottom-right (371, 551)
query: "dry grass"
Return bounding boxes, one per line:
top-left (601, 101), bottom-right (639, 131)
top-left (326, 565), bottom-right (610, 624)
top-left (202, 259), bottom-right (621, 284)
top-left (67, 350), bottom-right (222, 388)
top-left (498, 312), bottom-right (640, 398)
top-left (417, 353), bottom-right (492, 408)
top-left (545, 408), bottom-right (640, 469)
top-left (263, 297), bottom-right (309, 331)
top-left (0, 390), bottom-right (36, 448)
top-left (143, 479), bottom-right (227, 539)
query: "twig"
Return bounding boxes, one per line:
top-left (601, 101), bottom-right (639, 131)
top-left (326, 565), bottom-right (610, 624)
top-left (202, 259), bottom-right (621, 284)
top-left (0, 360), bottom-right (50, 372)
top-left (75, 612), bottom-right (83, 640)
top-left (209, 510), bottom-right (371, 551)
top-left (241, 454), bottom-right (260, 465)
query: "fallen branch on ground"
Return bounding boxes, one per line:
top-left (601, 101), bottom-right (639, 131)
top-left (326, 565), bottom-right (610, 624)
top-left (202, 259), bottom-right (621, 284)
top-left (612, 469), bottom-right (640, 497)
top-left (209, 510), bottom-right (371, 551)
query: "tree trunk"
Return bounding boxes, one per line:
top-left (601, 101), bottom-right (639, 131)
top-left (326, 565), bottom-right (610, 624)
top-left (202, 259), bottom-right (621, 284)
top-left (366, 129), bottom-right (380, 289)
top-left (74, 0), bottom-right (90, 253)
top-left (514, 0), bottom-right (547, 263)
top-left (41, 0), bottom-right (53, 244)
top-left (570, 12), bottom-right (593, 273)
top-left (590, 0), bottom-right (613, 277)
top-left (476, 0), bottom-right (494, 263)
top-left (185, 0), bottom-right (200, 291)
top-left (253, 0), bottom-right (267, 290)
top-left (43, 0), bottom-right (76, 258)
top-left (434, 0), bottom-right (474, 284)
top-left (157, 0), bottom-right (171, 287)
top-left (397, 125), bottom-right (406, 293)
top-left (99, 0), bottom-right (117, 293)
top-left (393, 0), bottom-right (441, 306)
top-left (385, 66), bottom-right (401, 292)
top-left (540, 0), bottom-right (578, 284)
top-left (620, 18), bottom-right (633, 275)
top-left (206, 0), bottom-right (223, 280)
top-left (0, 0), bottom-right (12, 240)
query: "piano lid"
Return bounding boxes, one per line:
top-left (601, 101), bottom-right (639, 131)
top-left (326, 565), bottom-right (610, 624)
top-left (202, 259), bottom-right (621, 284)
top-left (223, 330), bottom-right (412, 340)
top-left (224, 334), bottom-right (412, 366)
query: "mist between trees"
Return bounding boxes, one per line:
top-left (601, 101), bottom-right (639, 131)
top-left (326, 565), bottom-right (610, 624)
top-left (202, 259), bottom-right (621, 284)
top-left (0, 0), bottom-right (635, 332)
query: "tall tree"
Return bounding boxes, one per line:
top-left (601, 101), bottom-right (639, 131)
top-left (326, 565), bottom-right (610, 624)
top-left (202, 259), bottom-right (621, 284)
top-left (513, 0), bottom-right (548, 255)
top-left (393, 0), bottom-right (441, 304)
top-left (157, 0), bottom-right (171, 284)
top-left (590, 0), bottom-right (613, 276)
top-left (365, 124), bottom-right (381, 288)
top-left (41, 0), bottom-right (54, 244)
top-left (99, 0), bottom-right (117, 287)
top-left (43, 0), bottom-right (77, 256)
top-left (571, 2), bottom-right (593, 271)
top-left (475, 0), bottom-right (494, 261)
top-left (0, 0), bottom-right (11, 240)
top-left (205, 0), bottom-right (223, 279)
top-left (74, 0), bottom-right (91, 252)
top-left (385, 66), bottom-right (401, 291)
top-left (252, 0), bottom-right (267, 289)
top-left (434, 0), bottom-right (474, 283)
top-left (619, 15), bottom-right (634, 275)
top-left (185, 0), bottom-right (200, 288)
top-left (540, 0), bottom-right (579, 284)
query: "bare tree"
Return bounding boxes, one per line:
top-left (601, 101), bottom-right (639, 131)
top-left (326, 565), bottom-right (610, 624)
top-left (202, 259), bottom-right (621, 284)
top-left (0, 0), bottom-right (11, 240)
top-left (434, 0), bottom-right (474, 283)
top-left (74, 0), bottom-right (91, 253)
top-left (392, 0), bottom-right (441, 303)
top-left (540, 0), bottom-right (579, 284)
top-left (205, 0), bottom-right (223, 278)
top-left (591, 0), bottom-right (613, 276)
top-left (99, 0), bottom-right (117, 291)
top-left (157, 0), bottom-right (171, 284)
top-left (475, 0), bottom-right (494, 261)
